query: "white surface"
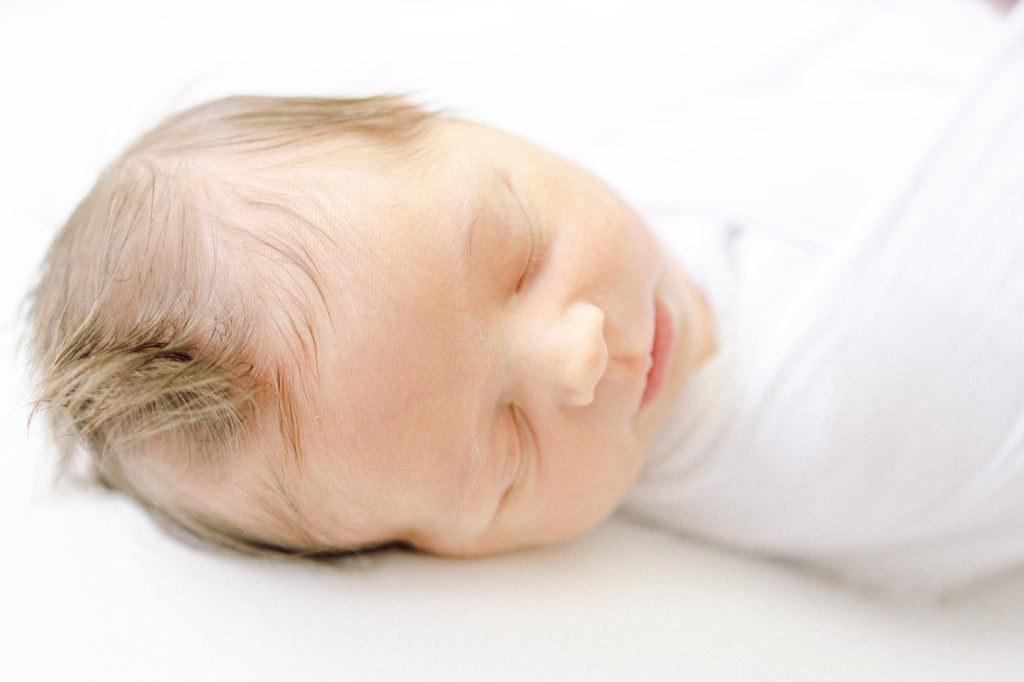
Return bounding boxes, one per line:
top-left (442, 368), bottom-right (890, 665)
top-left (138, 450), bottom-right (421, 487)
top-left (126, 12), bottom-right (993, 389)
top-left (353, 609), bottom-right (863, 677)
top-left (4, 0), bottom-right (1024, 679)
top-left (10, 497), bottom-right (1024, 681)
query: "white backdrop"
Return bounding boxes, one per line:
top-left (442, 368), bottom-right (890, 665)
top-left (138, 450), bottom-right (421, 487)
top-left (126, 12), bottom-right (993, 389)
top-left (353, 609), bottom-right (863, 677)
top-left (4, 1), bottom-right (1024, 679)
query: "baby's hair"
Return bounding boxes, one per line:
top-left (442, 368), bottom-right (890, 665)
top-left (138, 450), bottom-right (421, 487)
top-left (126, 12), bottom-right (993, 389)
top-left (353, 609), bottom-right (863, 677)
top-left (27, 95), bottom-right (434, 554)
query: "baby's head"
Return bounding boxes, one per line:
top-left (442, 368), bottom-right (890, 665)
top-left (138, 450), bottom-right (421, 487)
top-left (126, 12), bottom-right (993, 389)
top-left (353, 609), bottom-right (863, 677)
top-left (29, 96), bottom-right (713, 557)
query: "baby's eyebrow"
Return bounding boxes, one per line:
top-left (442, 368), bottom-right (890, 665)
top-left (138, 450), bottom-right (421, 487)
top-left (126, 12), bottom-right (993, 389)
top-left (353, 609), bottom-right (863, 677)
top-left (448, 192), bottom-right (494, 305)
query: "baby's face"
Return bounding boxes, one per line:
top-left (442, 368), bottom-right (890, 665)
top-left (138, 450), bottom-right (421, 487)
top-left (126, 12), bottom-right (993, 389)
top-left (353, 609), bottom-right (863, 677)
top-left (200, 118), bottom-right (713, 555)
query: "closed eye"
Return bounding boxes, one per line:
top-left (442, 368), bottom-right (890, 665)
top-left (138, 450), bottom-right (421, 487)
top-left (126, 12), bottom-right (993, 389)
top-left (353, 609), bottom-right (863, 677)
top-left (504, 402), bottom-right (533, 498)
top-left (510, 183), bottom-right (545, 292)
top-left (516, 222), bottom-right (541, 291)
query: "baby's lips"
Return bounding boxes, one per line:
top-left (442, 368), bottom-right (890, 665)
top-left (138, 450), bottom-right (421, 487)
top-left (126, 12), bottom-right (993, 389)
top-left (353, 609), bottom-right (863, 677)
top-left (640, 297), bottom-right (676, 410)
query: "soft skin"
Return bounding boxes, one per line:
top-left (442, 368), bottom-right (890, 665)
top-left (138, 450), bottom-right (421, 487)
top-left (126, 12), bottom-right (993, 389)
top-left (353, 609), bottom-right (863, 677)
top-left (177, 117), bottom-right (715, 556)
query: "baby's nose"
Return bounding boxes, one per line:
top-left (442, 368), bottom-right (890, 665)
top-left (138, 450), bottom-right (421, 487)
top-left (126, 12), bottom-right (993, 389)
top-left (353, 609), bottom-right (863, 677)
top-left (544, 301), bottom-right (608, 407)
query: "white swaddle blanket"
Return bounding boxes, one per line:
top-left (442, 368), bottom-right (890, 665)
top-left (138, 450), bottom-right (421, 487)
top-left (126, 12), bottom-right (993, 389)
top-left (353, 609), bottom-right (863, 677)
top-left (625, 13), bottom-right (1024, 598)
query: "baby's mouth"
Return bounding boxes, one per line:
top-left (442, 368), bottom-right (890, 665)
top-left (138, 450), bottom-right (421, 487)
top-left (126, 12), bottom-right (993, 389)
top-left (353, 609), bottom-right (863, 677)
top-left (640, 297), bottom-right (675, 410)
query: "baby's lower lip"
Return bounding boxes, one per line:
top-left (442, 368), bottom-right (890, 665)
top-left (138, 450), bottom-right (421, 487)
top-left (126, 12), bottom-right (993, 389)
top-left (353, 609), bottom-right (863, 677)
top-left (640, 298), bottom-right (675, 410)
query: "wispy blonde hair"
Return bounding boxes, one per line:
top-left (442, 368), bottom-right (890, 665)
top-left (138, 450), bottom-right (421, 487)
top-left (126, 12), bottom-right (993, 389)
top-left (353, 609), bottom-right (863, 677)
top-left (27, 95), bottom-right (433, 554)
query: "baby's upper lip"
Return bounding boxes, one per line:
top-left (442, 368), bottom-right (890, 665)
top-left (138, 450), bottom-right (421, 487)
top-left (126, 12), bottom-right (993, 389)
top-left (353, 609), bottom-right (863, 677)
top-left (609, 307), bottom-right (655, 377)
top-left (639, 297), bottom-right (675, 410)
top-left (603, 310), bottom-right (655, 410)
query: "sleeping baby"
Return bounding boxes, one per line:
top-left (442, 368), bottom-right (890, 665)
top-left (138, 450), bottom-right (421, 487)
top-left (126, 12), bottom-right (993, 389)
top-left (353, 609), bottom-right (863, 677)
top-left (27, 26), bottom-right (1024, 597)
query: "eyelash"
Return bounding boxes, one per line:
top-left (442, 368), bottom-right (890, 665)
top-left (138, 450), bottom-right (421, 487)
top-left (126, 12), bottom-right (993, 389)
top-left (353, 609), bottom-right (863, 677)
top-left (515, 219), bottom-right (543, 291)
top-left (507, 402), bottom-right (531, 490)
